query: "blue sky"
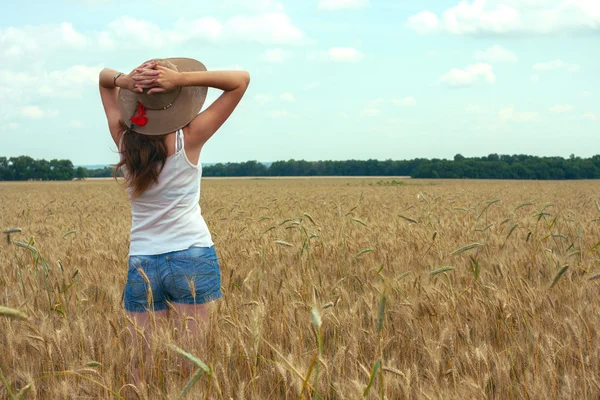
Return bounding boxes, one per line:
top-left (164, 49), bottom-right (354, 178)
top-left (1, 0), bottom-right (598, 165)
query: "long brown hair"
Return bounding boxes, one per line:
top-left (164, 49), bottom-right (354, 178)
top-left (114, 120), bottom-right (168, 199)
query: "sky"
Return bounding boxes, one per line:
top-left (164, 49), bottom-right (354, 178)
top-left (0, 0), bottom-right (599, 166)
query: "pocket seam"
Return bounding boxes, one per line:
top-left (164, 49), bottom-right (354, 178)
top-left (126, 281), bottom-right (149, 300)
top-left (170, 274), bottom-right (220, 296)
top-left (168, 256), bottom-right (216, 265)
top-left (167, 257), bottom-right (218, 294)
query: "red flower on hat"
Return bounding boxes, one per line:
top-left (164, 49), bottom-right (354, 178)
top-left (130, 102), bottom-right (148, 127)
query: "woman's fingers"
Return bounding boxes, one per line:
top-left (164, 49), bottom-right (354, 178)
top-left (136, 61), bottom-right (157, 70)
top-left (132, 77), bottom-right (157, 86)
top-left (135, 79), bottom-right (156, 85)
top-left (133, 69), bottom-right (159, 77)
top-left (147, 87), bottom-right (166, 94)
top-left (134, 85), bottom-right (156, 92)
top-left (129, 63), bottom-right (169, 94)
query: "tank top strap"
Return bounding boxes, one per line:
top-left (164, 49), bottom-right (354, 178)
top-left (175, 129), bottom-right (184, 153)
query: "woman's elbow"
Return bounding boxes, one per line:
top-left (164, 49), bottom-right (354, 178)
top-left (240, 71), bottom-right (250, 88)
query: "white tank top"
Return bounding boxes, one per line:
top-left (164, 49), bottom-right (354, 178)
top-left (120, 129), bottom-right (213, 256)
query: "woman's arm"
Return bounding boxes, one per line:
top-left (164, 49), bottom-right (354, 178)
top-left (184, 71), bottom-right (250, 149)
top-left (143, 69), bottom-right (250, 94)
top-left (99, 63), bottom-right (157, 146)
top-left (138, 68), bottom-right (250, 149)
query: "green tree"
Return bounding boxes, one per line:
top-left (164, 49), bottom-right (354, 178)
top-left (75, 167), bottom-right (88, 180)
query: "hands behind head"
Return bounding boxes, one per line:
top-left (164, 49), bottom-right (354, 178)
top-left (129, 61), bottom-right (159, 93)
top-left (130, 62), bottom-right (181, 94)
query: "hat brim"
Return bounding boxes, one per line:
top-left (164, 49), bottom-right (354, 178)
top-left (118, 58), bottom-right (208, 136)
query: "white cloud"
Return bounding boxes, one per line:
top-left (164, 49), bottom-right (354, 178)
top-left (262, 48), bottom-right (292, 63)
top-left (392, 97), bottom-right (417, 107)
top-left (582, 112), bottom-right (598, 121)
top-left (407, 11), bottom-right (440, 34)
top-left (50, 65), bottom-right (101, 86)
top-left (6, 122), bottom-right (20, 129)
top-left (305, 81), bottom-right (321, 90)
top-left (550, 105), bottom-right (574, 113)
top-left (280, 92), bottom-right (295, 102)
top-left (532, 60), bottom-right (581, 72)
top-left (70, 120), bottom-right (83, 128)
top-left (580, 91), bottom-right (593, 97)
top-left (466, 105), bottom-right (482, 112)
top-left (360, 108), bottom-right (381, 117)
top-left (329, 47), bottom-right (364, 62)
top-left (308, 47), bottom-right (364, 63)
top-left (20, 106), bottom-right (44, 119)
top-left (0, 65), bottom-right (102, 99)
top-left (0, 70), bottom-right (36, 87)
top-left (269, 110), bottom-right (299, 118)
top-left (222, 13), bottom-right (305, 45)
top-left (367, 98), bottom-right (385, 108)
top-left (318, 0), bottom-right (368, 10)
top-left (499, 106), bottom-right (539, 123)
top-left (474, 45), bottom-right (517, 63)
top-left (530, 74), bottom-right (540, 84)
top-left (101, 17), bottom-right (200, 49)
top-left (254, 94), bottom-right (273, 104)
top-left (404, 97), bottom-right (417, 106)
top-left (1, 22), bottom-right (87, 59)
top-left (407, 0), bottom-right (600, 36)
top-left (20, 106), bottom-right (58, 119)
top-left (221, 0), bottom-right (284, 11)
top-left (441, 63), bottom-right (496, 87)
top-left (2, 13), bottom-right (306, 60)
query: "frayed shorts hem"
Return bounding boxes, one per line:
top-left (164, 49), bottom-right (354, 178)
top-left (170, 291), bottom-right (223, 306)
top-left (123, 291), bottom-right (222, 313)
top-left (123, 245), bottom-right (222, 313)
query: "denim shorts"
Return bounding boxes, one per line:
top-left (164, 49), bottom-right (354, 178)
top-left (124, 246), bottom-right (222, 313)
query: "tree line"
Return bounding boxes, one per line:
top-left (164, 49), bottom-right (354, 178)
top-left (0, 156), bottom-right (80, 181)
top-left (201, 154), bottom-right (600, 180)
top-left (2, 154), bottom-right (600, 181)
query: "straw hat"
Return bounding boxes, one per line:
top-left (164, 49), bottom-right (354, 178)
top-left (117, 57), bottom-right (208, 135)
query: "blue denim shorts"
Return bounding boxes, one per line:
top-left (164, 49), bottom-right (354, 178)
top-left (124, 246), bottom-right (222, 313)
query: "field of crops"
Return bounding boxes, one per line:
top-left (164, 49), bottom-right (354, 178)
top-left (2, 178), bottom-right (600, 399)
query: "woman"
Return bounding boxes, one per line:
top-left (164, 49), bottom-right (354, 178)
top-left (99, 58), bottom-right (249, 380)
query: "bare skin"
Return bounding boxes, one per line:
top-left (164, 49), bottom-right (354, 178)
top-left (99, 61), bottom-right (250, 163)
top-left (127, 304), bottom-right (209, 382)
top-left (99, 60), bottom-right (249, 382)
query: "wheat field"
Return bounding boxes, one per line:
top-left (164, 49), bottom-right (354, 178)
top-left (1, 178), bottom-right (600, 399)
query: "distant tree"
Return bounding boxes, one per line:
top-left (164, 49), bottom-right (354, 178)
top-left (75, 167), bottom-right (88, 180)
top-left (34, 159), bottom-right (52, 180)
top-left (0, 157), bottom-right (10, 180)
top-left (4, 153), bottom-right (600, 181)
top-left (11, 156), bottom-right (36, 180)
top-left (85, 166), bottom-right (119, 178)
top-left (49, 159), bottom-right (75, 180)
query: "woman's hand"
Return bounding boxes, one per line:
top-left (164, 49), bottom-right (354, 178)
top-left (144, 66), bottom-right (183, 94)
top-left (128, 62), bottom-right (160, 93)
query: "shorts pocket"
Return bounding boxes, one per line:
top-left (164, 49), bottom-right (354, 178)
top-left (166, 256), bottom-right (220, 297)
top-left (125, 258), bottom-right (152, 302)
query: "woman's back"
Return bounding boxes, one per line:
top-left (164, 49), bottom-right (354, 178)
top-left (123, 129), bottom-right (213, 256)
top-left (99, 58), bottom-right (249, 382)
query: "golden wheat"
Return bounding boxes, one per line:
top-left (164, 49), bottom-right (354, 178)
top-left (1, 178), bottom-right (600, 398)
